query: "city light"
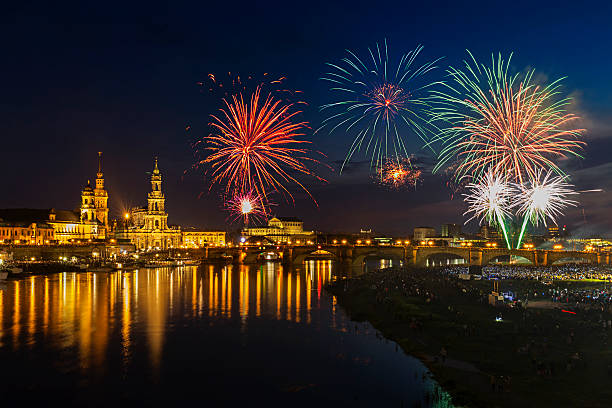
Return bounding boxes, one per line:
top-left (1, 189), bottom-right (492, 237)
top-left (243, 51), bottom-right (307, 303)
top-left (553, 244), bottom-right (563, 250)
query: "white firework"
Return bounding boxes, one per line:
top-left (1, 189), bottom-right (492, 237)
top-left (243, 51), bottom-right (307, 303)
top-left (516, 170), bottom-right (578, 227)
top-left (463, 171), bottom-right (515, 225)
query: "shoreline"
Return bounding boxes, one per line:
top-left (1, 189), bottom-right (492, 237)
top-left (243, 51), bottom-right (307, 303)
top-left (327, 266), bottom-right (612, 408)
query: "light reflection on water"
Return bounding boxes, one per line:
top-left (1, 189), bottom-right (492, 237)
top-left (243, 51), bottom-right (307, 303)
top-left (0, 260), bottom-right (452, 407)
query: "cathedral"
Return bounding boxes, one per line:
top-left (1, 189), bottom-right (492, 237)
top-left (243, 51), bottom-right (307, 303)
top-left (120, 158), bottom-right (181, 250)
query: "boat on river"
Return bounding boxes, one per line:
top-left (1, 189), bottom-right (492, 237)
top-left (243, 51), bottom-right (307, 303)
top-left (0, 271), bottom-right (8, 280)
top-left (9, 266), bottom-right (23, 274)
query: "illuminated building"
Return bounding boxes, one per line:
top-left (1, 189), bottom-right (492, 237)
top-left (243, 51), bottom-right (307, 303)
top-left (413, 227), bottom-right (436, 241)
top-left (0, 153), bottom-right (109, 244)
top-left (241, 217), bottom-right (314, 244)
top-left (0, 217), bottom-right (55, 245)
top-left (478, 224), bottom-right (500, 240)
top-left (119, 158), bottom-right (181, 250)
top-left (547, 225), bottom-right (567, 239)
top-left (441, 223), bottom-right (462, 238)
top-left (181, 228), bottom-right (226, 247)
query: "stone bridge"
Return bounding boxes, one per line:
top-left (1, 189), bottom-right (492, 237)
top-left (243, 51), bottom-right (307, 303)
top-left (201, 245), bottom-right (605, 267)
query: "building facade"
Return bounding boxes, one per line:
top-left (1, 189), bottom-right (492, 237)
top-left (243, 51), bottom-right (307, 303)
top-left (413, 227), bottom-right (436, 241)
top-left (441, 223), bottom-right (462, 238)
top-left (0, 220), bottom-right (55, 245)
top-left (182, 228), bottom-right (226, 247)
top-left (0, 153), bottom-right (110, 244)
top-left (241, 217), bottom-right (314, 244)
top-left (119, 158), bottom-right (181, 250)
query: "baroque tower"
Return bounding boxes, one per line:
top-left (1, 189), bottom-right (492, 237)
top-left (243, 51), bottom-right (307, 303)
top-left (146, 157), bottom-right (168, 230)
top-left (93, 152), bottom-right (109, 228)
top-left (81, 180), bottom-right (95, 223)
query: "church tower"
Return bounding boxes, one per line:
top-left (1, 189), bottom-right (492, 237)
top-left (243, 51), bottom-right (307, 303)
top-left (93, 152), bottom-right (109, 228)
top-left (81, 180), bottom-right (96, 223)
top-left (146, 157), bottom-right (168, 230)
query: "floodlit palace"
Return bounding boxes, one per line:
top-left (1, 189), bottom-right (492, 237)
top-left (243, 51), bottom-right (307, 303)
top-left (0, 153), bottom-right (225, 249)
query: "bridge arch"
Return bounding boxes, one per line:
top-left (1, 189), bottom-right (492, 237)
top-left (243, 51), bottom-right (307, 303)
top-left (293, 249), bottom-right (339, 265)
top-left (352, 250), bottom-right (406, 268)
top-left (417, 251), bottom-right (468, 267)
top-left (550, 256), bottom-right (592, 265)
top-left (483, 254), bottom-right (533, 265)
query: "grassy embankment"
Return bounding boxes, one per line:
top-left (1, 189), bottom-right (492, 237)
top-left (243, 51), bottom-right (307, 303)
top-left (327, 269), bottom-right (612, 408)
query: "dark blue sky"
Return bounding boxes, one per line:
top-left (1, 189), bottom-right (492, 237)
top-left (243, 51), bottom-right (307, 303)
top-left (1, 1), bottom-right (611, 236)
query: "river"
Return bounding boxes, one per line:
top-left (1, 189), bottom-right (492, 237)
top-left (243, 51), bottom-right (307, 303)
top-left (0, 260), bottom-right (452, 407)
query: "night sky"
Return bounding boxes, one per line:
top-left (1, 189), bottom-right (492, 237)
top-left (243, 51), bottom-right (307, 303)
top-left (2, 1), bottom-right (611, 236)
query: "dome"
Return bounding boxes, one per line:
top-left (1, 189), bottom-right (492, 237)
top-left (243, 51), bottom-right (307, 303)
top-left (82, 180), bottom-right (94, 194)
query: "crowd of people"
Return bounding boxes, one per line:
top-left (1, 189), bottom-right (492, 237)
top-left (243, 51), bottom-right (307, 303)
top-left (437, 264), bottom-right (612, 312)
top-left (332, 262), bottom-right (612, 406)
top-left (442, 263), bottom-right (612, 281)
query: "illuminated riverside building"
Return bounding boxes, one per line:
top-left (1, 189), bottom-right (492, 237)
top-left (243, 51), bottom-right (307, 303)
top-left (118, 158), bottom-right (181, 250)
top-left (0, 217), bottom-right (55, 245)
top-left (241, 217), bottom-right (315, 244)
top-left (0, 153), bottom-right (109, 244)
top-left (413, 227), bottom-right (436, 241)
top-left (181, 228), bottom-right (226, 247)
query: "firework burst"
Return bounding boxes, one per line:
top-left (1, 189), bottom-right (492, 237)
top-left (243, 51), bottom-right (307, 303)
top-left (514, 170), bottom-right (578, 248)
top-left (463, 171), bottom-right (515, 248)
top-left (225, 190), bottom-right (266, 226)
top-left (319, 40), bottom-right (442, 170)
top-left (374, 157), bottom-right (422, 189)
top-left (199, 86), bottom-right (324, 204)
top-left (432, 52), bottom-right (585, 185)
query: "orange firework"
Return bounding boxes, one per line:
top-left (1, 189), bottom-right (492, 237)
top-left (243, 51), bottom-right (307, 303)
top-left (201, 86), bottom-right (322, 202)
top-left (375, 158), bottom-right (422, 189)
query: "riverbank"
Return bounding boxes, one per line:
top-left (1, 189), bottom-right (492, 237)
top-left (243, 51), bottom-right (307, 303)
top-left (327, 267), bottom-right (612, 408)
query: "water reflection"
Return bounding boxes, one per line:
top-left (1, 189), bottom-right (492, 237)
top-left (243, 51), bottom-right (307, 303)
top-left (0, 261), bottom-right (452, 407)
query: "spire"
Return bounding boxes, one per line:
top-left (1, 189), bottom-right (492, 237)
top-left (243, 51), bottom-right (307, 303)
top-left (97, 152), bottom-right (103, 175)
top-left (153, 156), bottom-right (160, 174)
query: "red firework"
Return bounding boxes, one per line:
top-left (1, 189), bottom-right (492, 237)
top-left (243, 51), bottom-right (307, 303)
top-left (201, 86), bottom-right (323, 202)
top-left (225, 190), bottom-right (266, 226)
